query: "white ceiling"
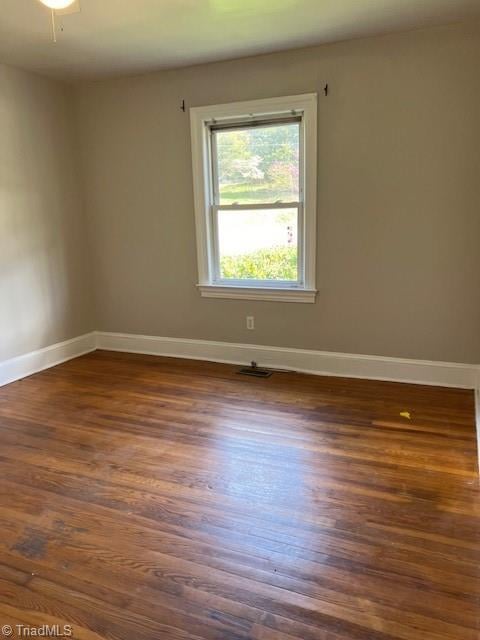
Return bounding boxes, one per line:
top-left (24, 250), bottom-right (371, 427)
top-left (0, 0), bottom-right (479, 80)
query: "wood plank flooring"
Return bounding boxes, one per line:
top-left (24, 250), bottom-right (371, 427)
top-left (0, 350), bottom-right (478, 640)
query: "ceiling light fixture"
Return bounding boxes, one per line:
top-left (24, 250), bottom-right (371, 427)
top-left (38, 0), bottom-right (76, 8)
top-left (36, 0), bottom-right (80, 44)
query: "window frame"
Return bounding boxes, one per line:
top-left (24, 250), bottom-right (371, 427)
top-left (190, 93), bottom-right (317, 303)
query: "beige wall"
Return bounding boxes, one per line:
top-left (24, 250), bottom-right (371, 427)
top-left (75, 21), bottom-right (480, 364)
top-left (0, 64), bottom-right (94, 361)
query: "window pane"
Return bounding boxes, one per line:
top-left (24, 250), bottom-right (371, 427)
top-left (218, 208), bottom-right (298, 281)
top-left (215, 123), bottom-right (300, 205)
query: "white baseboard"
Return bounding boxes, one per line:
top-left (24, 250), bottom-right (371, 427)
top-left (0, 332), bottom-right (96, 388)
top-left (2, 329), bottom-right (478, 392)
top-left (96, 331), bottom-right (480, 390)
top-left (475, 388), bottom-right (480, 474)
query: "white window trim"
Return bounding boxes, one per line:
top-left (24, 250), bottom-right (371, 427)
top-left (190, 93), bottom-right (317, 303)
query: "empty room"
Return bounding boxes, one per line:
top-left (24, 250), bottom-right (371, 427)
top-left (1, 1), bottom-right (480, 638)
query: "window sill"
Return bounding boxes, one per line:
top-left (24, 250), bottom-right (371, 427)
top-left (197, 284), bottom-right (317, 303)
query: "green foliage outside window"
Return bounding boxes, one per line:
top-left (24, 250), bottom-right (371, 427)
top-left (220, 246), bottom-right (297, 281)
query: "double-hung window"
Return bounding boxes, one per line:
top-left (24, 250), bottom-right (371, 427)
top-left (190, 94), bottom-right (317, 302)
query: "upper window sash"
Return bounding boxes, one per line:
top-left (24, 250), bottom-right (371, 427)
top-left (209, 116), bottom-right (303, 208)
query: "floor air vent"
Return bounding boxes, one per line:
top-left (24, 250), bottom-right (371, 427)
top-left (237, 361), bottom-right (272, 378)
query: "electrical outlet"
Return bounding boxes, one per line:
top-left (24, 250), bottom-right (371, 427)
top-left (246, 316), bottom-right (255, 330)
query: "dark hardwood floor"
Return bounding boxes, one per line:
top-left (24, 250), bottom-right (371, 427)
top-left (0, 350), bottom-right (478, 640)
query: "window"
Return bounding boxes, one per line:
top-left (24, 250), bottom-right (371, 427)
top-left (190, 94), bottom-right (317, 302)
